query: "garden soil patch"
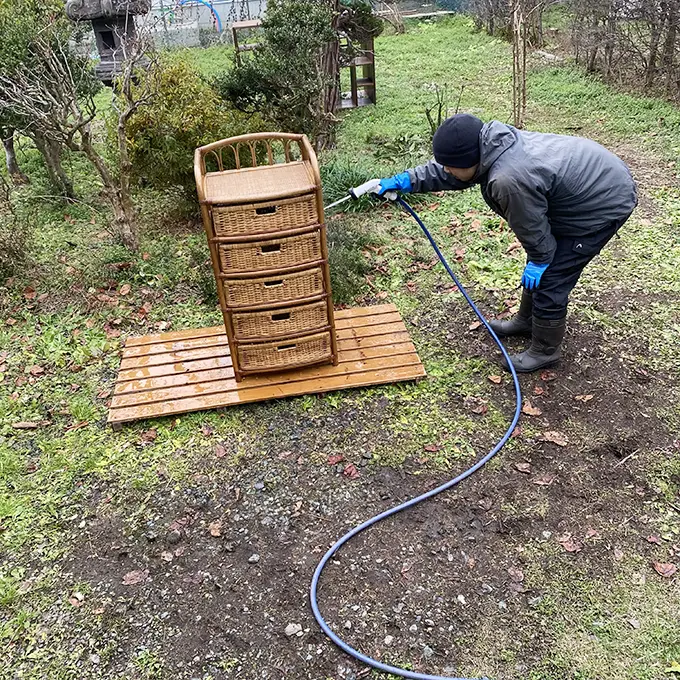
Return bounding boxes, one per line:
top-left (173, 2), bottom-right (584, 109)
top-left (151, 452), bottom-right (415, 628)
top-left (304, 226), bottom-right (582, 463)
top-left (62, 317), bottom-right (678, 679)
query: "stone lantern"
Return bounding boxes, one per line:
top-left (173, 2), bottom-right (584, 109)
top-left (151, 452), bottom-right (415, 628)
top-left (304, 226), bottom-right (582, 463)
top-left (65, 0), bottom-right (151, 86)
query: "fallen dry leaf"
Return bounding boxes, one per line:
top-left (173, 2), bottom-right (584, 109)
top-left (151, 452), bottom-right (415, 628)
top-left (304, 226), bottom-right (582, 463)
top-left (614, 547), bottom-right (624, 561)
top-left (469, 320), bottom-right (482, 330)
top-left (327, 454), bottom-right (344, 465)
top-left (343, 463), bottom-right (360, 479)
top-left (68, 592), bottom-right (85, 607)
top-left (478, 497), bottom-right (493, 511)
top-left (488, 375), bottom-right (502, 384)
top-left (653, 562), bottom-right (677, 578)
top-left (522, 400), bottom-right (543, 416)
top-left (122, 569), bottom-right (149, 586)
top-left (541, 431), bottom-right (568, 447)
top-left (557, 533), bottom-right (583, 553)
top-left (12, 421), bottom-right (40, 430)
top-left (97, 388), bottom-right (111, 399)
top-left (160, 550), bottom-right (174, 562)
top-left (423, 444), bottom-right (441, 453)
top-left (540, 370), bottom-right (557, 382)
top-left (515, 462), bottom-right (532, 474)
top-left (214, 444), bottom-right (227, 458)
top-left (647, 535), bottom-right (663, 545)
top-left (200, 424), bottom-right (215, 437)
top-left (119, 283), bottom-right (131, 296)
top-left (23, 286), bottom-right (37, 300)
top-left (142, 252), bottom-right (150, 261)
top-left (141, 428), bottom-right (157, 443)
top-left (25, 365), bottom-right (45, 376)
top-left (574, 394), bottom-right (594, 402)
top-left (585, 528), bottom-right (601, 540)
top-left (508, 566), bottom-right (524, 582)
top-left (6, 318), bottom-right (17, 326)
top-left (137, 301), bottom-right (153, 318)
top-left (532, 473), bottom-right (556, 486)
top-left (208, 520), bottom-right (222, 537)
top-left (533, 386), bottom-right (545, 396)
top-left (511, 426), bottom-right (522, 438)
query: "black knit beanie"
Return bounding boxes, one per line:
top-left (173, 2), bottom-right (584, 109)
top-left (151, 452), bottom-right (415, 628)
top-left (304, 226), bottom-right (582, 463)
top-left (432, 114), bottom-right (484, 168)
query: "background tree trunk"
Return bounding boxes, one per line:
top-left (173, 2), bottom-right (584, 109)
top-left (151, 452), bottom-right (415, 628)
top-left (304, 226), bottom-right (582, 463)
top-left (2, 128), bottom-right (29, 185)
top-left (511, 0), bottom-right (527, 128)
top-left (79, 128), bottom-right (139, 251)
top-left (318, 0), bottom-right (341, 150)
top-left (33, 132), bottom-right (74, 198)
top-left (662, 0), bottom-right (679, 94)
top-left (646, 12), bottom-right (665, 90)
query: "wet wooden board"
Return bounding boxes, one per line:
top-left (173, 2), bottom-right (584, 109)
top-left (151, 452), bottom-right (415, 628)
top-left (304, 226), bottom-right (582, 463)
top-left (108, 304), bottom-right (425, 427)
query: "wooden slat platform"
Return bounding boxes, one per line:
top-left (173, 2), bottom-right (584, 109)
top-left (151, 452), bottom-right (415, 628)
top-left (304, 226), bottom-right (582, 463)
top-left (108, 304), bottom-right (425, 427)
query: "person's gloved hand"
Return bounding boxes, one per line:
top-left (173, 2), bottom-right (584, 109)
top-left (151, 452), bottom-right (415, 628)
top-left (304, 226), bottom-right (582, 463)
top-left (377, 171), bottom-right (412, 196)
top-left (521, 261), bottom-right (550, 290)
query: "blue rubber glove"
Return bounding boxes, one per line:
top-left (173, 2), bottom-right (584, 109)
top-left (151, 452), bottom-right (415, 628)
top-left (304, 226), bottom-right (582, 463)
top-left (521, 261), bottom-right (550, 290)
top-left (378, 172), bottom-right (412, 196)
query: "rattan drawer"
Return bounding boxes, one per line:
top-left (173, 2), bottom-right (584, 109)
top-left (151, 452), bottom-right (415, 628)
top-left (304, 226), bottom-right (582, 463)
top-left (218, 230), bottom-right (322, 274)
top-left (212, 194), bottom-right (318, 237)
top-left (237, 331), bottom-right (332, 373)
top-left (232, 300), bottom-right (329, 340)
top-left (223, 267), bottom-right (325, 309)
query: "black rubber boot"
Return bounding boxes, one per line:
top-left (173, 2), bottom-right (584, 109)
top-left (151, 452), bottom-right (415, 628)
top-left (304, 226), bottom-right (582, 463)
top-left (502, 315), bottom-right (566, 373)
top-left (488, 289), bottom-right (533, 337)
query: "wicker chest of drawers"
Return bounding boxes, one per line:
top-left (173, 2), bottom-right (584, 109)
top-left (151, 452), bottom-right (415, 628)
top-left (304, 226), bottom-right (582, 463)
top-left (194, 133), bottom-right (338, 382)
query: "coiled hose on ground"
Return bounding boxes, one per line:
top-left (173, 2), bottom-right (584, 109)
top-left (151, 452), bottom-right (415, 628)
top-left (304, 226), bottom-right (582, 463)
top-left (309, 197), bottom-right (523, 680)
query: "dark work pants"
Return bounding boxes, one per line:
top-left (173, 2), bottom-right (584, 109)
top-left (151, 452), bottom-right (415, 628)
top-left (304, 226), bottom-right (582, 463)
top-left (532, 214), bottom-right (633, 320)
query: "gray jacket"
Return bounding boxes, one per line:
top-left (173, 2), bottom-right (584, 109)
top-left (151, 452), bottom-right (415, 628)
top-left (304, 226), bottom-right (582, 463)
top-left (408, 122), bottom-right (638, 264)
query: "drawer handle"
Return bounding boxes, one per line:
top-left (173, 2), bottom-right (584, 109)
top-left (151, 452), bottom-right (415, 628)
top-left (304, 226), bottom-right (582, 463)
top-left (255, 206), bottom-right (277, 215)
top-left (260, 244), bottom-right (281, 254)
top-left (263, 279), bottom-right (284, 288)
top-left (271, 312), bottom-right (291, 322)
top-left (277, 343), bottom-right (296, 351)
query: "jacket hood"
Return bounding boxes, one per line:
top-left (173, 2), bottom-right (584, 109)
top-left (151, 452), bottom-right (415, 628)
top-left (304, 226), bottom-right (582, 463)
top-left (477, 121), bottom-right (517, 176)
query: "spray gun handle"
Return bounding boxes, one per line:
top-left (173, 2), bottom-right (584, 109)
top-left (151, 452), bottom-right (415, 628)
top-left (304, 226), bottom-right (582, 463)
top-left (349, 178), bottom-right (399, 202)
top-left (349, 178), bottom-right (382, 199)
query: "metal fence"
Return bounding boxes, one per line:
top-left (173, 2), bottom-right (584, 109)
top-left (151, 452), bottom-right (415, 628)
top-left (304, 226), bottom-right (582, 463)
top-left (149, 0), bottom-right (463, 35)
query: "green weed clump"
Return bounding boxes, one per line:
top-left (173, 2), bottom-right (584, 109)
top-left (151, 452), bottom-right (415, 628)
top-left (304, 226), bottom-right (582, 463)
top-left (119, 54), bottom-right (266, 197)
top-left (320, 155), bottom-right (381, 211)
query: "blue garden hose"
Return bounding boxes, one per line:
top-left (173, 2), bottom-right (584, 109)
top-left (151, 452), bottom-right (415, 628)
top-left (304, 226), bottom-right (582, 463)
top-left (310, 197), bottom-right (523, 680)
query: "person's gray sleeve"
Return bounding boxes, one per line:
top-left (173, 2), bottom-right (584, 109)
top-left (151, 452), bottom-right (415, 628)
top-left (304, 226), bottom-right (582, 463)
top-left (492, 182), bottom-right (556, 264)
top-left (407, 160), bottom-right (472, 193)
